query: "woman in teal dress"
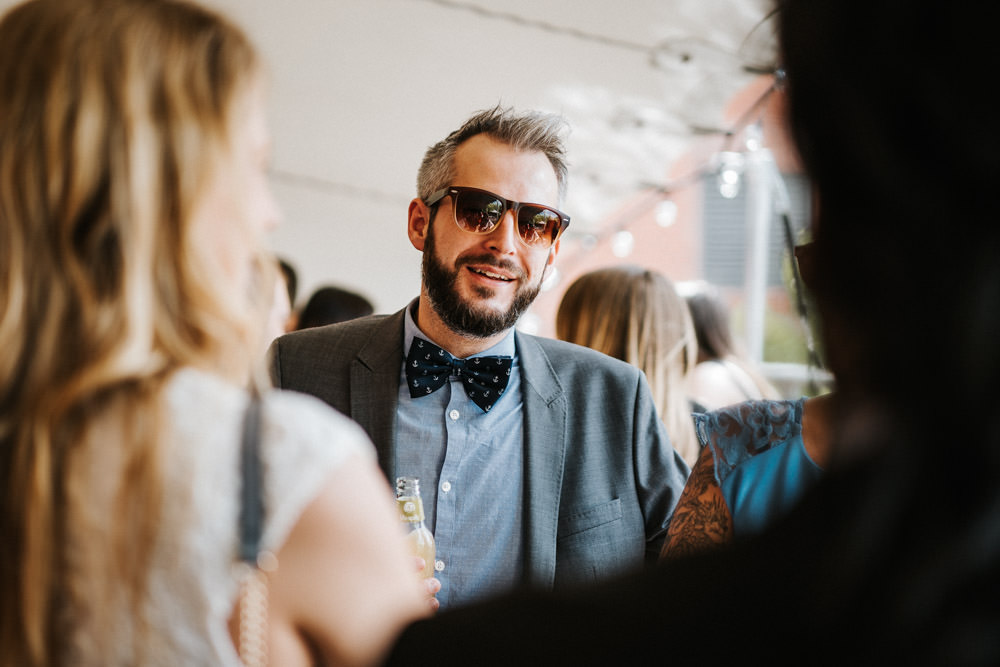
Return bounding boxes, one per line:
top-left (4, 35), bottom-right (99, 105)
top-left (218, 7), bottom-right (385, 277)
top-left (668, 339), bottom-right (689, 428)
top-left (661, 393), bottom-right (834, 557)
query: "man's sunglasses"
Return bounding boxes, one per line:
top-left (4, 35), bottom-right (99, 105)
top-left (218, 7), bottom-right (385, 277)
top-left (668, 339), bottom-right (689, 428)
top-left (424, 186), bottom-right (570, 249)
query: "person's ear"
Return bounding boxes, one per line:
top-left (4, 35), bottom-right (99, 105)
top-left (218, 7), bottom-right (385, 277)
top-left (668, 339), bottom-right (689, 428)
top-left (546, 238), bottom-right (560, 267)
top-left (408, 198), bottom-right (431, 251)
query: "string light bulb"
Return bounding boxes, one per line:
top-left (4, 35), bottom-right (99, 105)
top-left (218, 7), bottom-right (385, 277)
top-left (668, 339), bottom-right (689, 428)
top-left (612, 229), bottom-right (634, 257)
top-left (744, 122), bottom-right (763, 152)
top-left (716, 151), bottom-right (744, 199)
top-left (655, 199), bottom-right (678, 227)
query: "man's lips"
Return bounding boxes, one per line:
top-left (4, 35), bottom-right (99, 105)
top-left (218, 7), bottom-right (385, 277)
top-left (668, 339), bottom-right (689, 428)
top-left (458, 255), bottom-right (522, 283)
top-left (467, 265), bottom-right (515, 282)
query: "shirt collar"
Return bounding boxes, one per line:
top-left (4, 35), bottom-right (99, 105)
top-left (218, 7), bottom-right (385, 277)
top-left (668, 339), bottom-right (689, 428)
top-left (402, 298), bottom-right (516, 360)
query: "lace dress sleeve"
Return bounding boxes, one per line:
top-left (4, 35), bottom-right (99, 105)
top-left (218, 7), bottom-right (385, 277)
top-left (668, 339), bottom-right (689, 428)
top-left (694, 399), bottom-right (805, 488)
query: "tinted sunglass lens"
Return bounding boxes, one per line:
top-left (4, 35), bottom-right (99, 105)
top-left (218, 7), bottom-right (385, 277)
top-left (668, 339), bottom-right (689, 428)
top-left (518, 207), bottom-right (560, 246)
top-left (456, 191), bottom-right (504, 233)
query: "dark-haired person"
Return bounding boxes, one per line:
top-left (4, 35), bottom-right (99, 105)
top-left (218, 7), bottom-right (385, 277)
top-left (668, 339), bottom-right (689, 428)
top-left (680, 279), bottom-right (781, 410)
top-left (382, 1), bottom-right (1000, 663)
top-left (295, 285), bottom-right (374, 330)
top-left (270, 106), bottom-right (690, 610)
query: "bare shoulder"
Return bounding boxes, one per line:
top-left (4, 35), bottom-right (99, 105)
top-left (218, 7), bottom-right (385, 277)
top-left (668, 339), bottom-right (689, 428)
top-left (264, 453), bottom-right (429, 666)
top-left (689, 361), bottom-right (747, 410)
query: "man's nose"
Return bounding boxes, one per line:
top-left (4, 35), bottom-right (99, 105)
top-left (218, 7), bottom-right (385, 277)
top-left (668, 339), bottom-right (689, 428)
top-left (485, 209), bottom-right (519, 253)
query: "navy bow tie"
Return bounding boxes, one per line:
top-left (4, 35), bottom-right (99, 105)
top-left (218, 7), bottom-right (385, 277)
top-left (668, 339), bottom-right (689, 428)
top-left (405, 337), bottom-right (512, 413)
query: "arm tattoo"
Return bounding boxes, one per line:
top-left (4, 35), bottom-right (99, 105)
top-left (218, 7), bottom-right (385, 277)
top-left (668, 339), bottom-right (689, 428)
top-left (659, 444), bottom-right (733, 561)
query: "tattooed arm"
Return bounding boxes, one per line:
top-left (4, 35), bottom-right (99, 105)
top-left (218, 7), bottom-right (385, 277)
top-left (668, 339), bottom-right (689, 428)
top-left (659, 443), bottom-right (733, 561)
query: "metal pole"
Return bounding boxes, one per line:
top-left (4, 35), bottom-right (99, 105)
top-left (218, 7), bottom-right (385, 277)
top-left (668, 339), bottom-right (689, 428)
top-left (742, 147), bottom-right (774, 364)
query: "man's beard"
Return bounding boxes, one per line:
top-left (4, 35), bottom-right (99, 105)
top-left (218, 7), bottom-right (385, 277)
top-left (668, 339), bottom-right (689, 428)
top-left (422, 225), bottom-right (543, 339)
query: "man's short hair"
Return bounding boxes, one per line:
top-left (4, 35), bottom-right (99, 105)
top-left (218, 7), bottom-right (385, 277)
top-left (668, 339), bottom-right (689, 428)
top-left (416, 104), bottom-right (569, 205)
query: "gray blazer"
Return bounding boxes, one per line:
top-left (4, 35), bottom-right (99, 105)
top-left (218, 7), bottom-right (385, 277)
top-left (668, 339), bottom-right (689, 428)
top-left (268, 308), bottom-right (689, 590)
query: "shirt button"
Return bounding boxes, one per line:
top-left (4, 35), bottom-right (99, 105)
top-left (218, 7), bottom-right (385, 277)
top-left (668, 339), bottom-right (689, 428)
top-left (449, 409), bottom-right (460, 421)
top-left (441, 481), bottom-right (452, 493)
top-left (434, 559), bottom-right (445, 572)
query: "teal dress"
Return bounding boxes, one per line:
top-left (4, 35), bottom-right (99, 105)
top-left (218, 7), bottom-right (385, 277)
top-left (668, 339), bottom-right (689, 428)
top-left (693, 398), bottom-right (823, 537)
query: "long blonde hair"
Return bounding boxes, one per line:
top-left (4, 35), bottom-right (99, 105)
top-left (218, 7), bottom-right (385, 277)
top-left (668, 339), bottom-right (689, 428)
top-left (556, 266), bottom-right (700, 466)
top-left (0, 0), bottom-right (262, 663)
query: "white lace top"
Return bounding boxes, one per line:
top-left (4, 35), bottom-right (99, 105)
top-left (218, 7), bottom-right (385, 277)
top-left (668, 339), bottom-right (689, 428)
top-left (68, 368), bottom-right (374, 665)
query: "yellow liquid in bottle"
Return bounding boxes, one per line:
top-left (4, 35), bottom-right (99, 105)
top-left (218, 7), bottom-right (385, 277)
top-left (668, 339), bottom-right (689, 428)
top-left (405, 526), bottom-right (436, 579)
top-left (398, 496), bottom-right (436, 578)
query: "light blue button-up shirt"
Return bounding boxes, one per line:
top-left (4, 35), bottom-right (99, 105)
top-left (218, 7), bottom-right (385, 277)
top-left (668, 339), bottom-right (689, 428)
top-left (396, 302), bottom-right (524, 610)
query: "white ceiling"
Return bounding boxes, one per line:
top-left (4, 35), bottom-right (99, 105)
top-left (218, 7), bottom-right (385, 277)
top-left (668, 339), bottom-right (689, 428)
top-left (2, 0), bottom-right (778, 312)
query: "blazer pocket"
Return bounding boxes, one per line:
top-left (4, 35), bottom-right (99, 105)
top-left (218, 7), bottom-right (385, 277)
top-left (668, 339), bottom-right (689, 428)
top-left (557, 498), bottom-right (623, 540)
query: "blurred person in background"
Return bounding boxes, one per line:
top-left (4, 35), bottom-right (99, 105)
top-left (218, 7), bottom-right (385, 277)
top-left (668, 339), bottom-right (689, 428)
top-left (556, 265), bottom-right (701, 467)
top-left (276, 256), bottom-right (299, 330)
top-left (679, 279), bottom-right (782, 409)
top-left (263, 256), bottom-right (295, 349)
top-left (295, 284), bottom-right (375, 330)
top-left (660, 392), bottom-right (834, 557)
top-left (662, 242), bottom-right (835, 555)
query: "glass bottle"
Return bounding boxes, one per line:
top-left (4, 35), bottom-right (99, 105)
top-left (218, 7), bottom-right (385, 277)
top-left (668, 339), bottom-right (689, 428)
top-left (395, 476), bottom-right (436, 579)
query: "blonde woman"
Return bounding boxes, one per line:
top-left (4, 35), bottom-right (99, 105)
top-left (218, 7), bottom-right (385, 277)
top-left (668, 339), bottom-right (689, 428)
top-left (556, 266), bottom-right (700, 466)
top-left (0, 1), bottom-right (433, 665)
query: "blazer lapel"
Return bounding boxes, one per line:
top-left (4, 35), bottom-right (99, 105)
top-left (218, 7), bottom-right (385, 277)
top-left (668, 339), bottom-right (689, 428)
top-left (350, 309), bottom-right (406, 480)
top-left (515, 332), bottom-right (567, 588)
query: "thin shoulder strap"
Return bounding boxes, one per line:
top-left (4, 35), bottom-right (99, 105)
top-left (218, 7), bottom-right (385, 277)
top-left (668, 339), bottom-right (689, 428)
top-left (236, 393), bottom-right (269, 667)
top-left (238, 394), bottom-right (264, 564)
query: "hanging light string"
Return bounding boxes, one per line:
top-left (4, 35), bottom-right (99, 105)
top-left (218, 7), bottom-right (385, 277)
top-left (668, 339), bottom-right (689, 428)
top-left (269, 4), bottom-right (777, 216)
top-left (573, 71), bottom-right (784, 249)
top-left (415, 0), bottom-right (773, 75)
top-left (417, 0), bottom-right (654, 54)
top-left (556, 69), bottom-right (824, 381)
top-left (267, 5), bottom-right (785, 268)
top-left (270, 168), bottom-right (410, 207)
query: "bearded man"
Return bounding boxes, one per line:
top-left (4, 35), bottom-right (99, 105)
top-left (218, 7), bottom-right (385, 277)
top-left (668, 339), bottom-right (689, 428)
top-left (268, 106), bottom-right (689, 610)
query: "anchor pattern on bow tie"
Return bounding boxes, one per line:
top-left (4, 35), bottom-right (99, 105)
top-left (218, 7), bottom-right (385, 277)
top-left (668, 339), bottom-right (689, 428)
top-left (405, 337), bottom-right (512, 412)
